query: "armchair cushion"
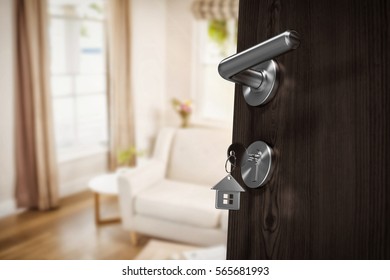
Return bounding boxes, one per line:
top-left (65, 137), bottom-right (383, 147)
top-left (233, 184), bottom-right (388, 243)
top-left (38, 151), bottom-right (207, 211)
top-left (118, 159), bottom-right (165, 197)
top-left (118, 127), bottom-right (231, 245)
top-left (134, 179), bottom-right (221, 228)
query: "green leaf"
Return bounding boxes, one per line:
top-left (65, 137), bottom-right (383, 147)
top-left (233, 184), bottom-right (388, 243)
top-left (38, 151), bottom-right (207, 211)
top-left (208, 20), bottom-right (228, 45)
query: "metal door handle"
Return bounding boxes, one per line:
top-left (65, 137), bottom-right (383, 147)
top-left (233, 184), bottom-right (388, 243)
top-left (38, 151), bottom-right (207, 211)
top-left (218, 30), bottom-right (300, 106)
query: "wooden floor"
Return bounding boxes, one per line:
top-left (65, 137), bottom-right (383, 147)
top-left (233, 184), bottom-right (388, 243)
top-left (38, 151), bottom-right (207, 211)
top-left (0, 191), bottom-right (149, 260)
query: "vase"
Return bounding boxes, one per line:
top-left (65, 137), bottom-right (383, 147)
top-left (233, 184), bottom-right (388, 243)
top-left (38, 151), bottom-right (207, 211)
top-left (181, 114), bottom-right (190, 128)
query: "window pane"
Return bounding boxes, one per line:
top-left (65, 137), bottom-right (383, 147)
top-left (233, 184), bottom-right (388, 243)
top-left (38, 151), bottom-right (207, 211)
top-left (51, 75), bottom-right (73, 96)
top-left (52, 98), bottom-right (75, 147)
top-left (76, 94), bottom-right (108, 144)
top-left (76, 2), bottom-right (105, 19)
top-left (200, 65), bottom-right (234, 121)
top-left (49, 0), bottom-right (105, 20)
top-left (75, 74), bottom-right (106, 95)
top-left (194, 19), bottom-right (236, 122)
top-left (49, 1), bottom-right (108, 157)
top-left (79, 21), bottom-right (105, 74)
top-left (49, 19), bottom-right (68, 74)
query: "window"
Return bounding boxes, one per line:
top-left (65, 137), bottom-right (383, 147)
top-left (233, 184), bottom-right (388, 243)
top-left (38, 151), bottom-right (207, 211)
top-left (192, 19), bottom-right (237, 123)
top-left (223, 193), bottom-right (234, 205)
top-left (49, 0), bottom-right (107, 161)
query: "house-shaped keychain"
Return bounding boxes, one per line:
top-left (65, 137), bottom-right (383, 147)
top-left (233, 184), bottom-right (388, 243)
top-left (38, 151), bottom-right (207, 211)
top-left (211, 175), bottom-right (245, 210)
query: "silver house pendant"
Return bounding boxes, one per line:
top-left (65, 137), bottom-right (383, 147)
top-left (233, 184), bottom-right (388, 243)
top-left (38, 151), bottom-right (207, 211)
top-left (211, 174), bottom-right (245, 210)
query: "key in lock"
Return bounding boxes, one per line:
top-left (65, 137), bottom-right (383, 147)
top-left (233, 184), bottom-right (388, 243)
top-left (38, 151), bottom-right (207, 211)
top-left (248, 151), bottom-right (264, 182)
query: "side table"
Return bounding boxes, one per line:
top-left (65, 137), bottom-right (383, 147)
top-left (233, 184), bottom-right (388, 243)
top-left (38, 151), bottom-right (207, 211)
top-left (88, 173), bottom-right (122, 225)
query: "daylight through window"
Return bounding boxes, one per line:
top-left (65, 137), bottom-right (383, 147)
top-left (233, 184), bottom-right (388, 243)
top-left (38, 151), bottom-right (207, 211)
top-left (49, 0), bottom-right (107, 161)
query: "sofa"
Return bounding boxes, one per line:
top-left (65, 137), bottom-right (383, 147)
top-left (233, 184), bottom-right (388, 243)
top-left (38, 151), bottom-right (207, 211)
top-left (117, 127), bottom-right (231, 246)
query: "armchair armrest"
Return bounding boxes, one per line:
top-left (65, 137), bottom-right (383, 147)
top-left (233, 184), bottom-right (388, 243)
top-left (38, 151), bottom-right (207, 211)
top-left (117, 159), bottom-right (165, 229)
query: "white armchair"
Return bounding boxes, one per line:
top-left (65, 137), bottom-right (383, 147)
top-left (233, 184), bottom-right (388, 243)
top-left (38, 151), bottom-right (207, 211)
top-left (117, 127), bottom-right (231, 246)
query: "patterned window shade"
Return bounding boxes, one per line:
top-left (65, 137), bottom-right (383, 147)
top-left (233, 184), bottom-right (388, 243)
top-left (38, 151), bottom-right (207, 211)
top-left (191, 0), bottom-right (239, 20)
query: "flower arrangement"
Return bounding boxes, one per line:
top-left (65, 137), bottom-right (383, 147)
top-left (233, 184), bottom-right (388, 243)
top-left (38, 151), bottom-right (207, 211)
top-left (171, 98), bottom-right (192, 128)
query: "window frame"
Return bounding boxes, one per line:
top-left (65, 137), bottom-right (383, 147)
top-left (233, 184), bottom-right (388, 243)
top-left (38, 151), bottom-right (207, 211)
top-left (49, 6), bottom-right (109, 163)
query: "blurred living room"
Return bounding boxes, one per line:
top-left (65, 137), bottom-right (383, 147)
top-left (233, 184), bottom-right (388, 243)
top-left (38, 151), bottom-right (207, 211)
top-left (0, 0), bottom-right (238, 260)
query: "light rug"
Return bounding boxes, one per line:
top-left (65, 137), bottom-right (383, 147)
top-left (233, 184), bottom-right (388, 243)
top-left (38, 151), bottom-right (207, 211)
top-left (134, 239), bottom-right (226, 260)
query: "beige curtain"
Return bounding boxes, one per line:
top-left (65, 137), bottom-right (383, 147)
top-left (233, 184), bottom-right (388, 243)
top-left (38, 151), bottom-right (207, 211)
top-left (14, 0), bottom-right (59, 210)
top-left (107, 0), bottom-right (136, 170)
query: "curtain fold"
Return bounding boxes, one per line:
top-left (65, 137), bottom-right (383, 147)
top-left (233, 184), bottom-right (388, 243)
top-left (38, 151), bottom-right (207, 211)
top-left (107, 0), bottom-right (136, 170)
top-left (14, 0), bottom-right (59, 210)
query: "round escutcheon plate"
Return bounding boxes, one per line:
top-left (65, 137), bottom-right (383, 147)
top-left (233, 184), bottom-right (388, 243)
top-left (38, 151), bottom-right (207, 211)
top-left (242, 60), bottom-right (279, 106)
top-left (241, 141), bottom-right (274, 188)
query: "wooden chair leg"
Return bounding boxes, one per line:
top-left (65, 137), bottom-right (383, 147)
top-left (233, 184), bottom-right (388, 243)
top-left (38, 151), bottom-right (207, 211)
top-left (94, 193), bottom-right (100, 225)
top-left (130, 231), bottom-right (139, 246)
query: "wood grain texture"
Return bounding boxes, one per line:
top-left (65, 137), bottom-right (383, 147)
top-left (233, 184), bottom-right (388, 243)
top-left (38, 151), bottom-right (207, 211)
top-left (227, 0), bottom-right (390, 259)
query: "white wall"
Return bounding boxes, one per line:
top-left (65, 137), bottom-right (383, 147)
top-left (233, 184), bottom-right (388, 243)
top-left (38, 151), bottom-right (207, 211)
top-left (0, 0), bottom-right (16, 217)
top-left (131, 0), bottom-right (198, 153)
top-left (131, 0), bottom-right (167, 153)
top-left (164, 0), bottom-right (233, 128)
top-left (165, 0), bottom-right (194, 126)
top-left (131, 0), bottom-right (228, 153)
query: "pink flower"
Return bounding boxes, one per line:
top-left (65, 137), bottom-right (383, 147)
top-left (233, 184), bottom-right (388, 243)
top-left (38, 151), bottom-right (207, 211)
top-left (180, 104), bottom-right (192, 113)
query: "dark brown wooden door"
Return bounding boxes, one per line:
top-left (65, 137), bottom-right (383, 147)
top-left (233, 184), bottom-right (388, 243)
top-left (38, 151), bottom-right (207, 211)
top-left (227, 0), bottom-right (390, 259)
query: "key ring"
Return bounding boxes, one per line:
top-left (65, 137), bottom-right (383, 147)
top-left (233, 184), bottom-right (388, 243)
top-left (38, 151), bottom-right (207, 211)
top-left (225, 151), bottom-right (236, 174)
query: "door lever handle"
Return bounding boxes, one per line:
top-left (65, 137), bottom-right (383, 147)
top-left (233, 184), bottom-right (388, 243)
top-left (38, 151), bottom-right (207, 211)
top-left (218, 30), bottom-right (300, 106)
